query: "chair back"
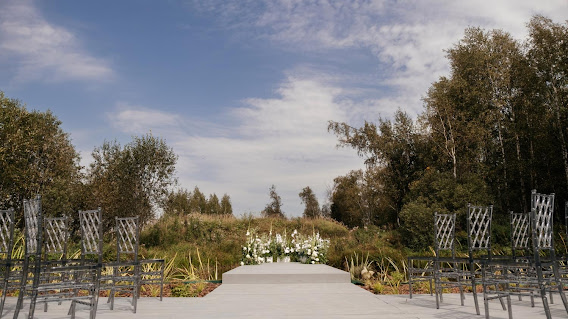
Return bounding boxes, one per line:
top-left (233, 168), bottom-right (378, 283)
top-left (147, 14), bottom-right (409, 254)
top-left (116, 216), bottom-right (140, 262)
top-left (434, 213), bottom-right (456, 258)
top-left (23, 196), bottom-right (43, 258)
top-left (467, 204), bottom-right (493, 259)
top-left (79, 208), bottom-right (103, 264)
top-left (44, 216), bottom-right (69, 259)
top-left (0, 208), bottom-right (15, 258)
top-left (510, 211), bottom-right (530, 258)
top-left (530, 190), bottom-right (554, 252)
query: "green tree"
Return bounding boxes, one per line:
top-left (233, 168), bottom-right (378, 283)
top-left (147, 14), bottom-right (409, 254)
top-left (400, 170), bottom-right (493, 249)
top-left (0, 91), bottom-right (81, 220)
top-left (163, 189), bottom-right (192, 216)
top-left (329, 110), bottom-right (429, 225)
top-left (262, 185), bottom-right (284, 218)
top-left (206, 194), bottom-right (221, 215)
top-left (527, 16), bottom-right (568, 198)
top-left (189, 186), bottom-right (207, 214)
top-left (299, 186), bottom-right (320, 219)
top-left (330, 170), bottom-right (365, 228)
top-left (87, 133), bottom-right (177, 229)
top-left (220, 194), bottom-right (233, 215)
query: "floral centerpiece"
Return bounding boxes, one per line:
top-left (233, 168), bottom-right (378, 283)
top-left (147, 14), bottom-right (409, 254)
top-left (241, 228), bottom-right (329, 265)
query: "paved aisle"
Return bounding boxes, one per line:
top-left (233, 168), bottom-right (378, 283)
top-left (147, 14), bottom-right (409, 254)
top-left (3, 263), bottom-right (567, 318)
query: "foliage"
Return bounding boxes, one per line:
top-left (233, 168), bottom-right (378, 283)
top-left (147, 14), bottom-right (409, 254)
top-left (0, 92), bottom-right (81, 220)
top-left (262, 185), bottom-right (285, 218)
top-left (299, 186), bottom-right (321, 219)
top-left (400, 170), bottom-right (493, 249)
top-left (328, 16), bottom-right (568, 234)
top-left (86, 134), bottom-right (177, 229)
top-left (329, 110), bottom-right (429, 227)
top-left (219, 194), bottom-right (232, 215)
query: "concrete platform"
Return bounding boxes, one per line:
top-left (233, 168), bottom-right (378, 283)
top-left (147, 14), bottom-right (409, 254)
top-left (222, 262), bottom-right (351, 284)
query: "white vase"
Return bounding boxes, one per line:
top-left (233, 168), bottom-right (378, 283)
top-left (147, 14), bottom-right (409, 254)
top-left (277, 256), bottom-right (291, 263)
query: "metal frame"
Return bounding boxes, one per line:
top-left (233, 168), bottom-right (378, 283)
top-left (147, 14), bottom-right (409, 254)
top-left (529, 190), bottom-right (568, 319)
top-left (13, 204), bottom-right (103, 319)
top-left (105, 216), bottom-right (165, 312)
top-left (105, 216), bottom-right (141, 313)
top-left (0, 208), bottom-right (15, 316)
top-left (431, 212), bottom-right (468, 310)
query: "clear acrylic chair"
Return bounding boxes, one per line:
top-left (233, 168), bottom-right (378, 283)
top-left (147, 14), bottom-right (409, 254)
top-left (13, 204), bottom-right (102, 319)
top-left (105, 216), bottom-right (164, 313)
top-left (430, 213), bottom-right (467, 310)
top-left (466, 204), bottom-right (496, 316)
top-left (0, 208), bottom-right (16, 317)
top-left (40, 216), bottom-right (70, 312)
top-left (104, 216), bottom-right (141, 313)
top-left (528, 190), bottom-right (568, 318)
top-left (483, 190), bottom-right (568, 319)
top-left (13, 195), bottom-right (44, 319)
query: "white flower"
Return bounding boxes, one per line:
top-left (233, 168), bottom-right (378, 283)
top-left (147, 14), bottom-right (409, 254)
top-left (240, 261), bottom-right (244, 266)
top-left (246, 254), bottom-right (250, 258)
top-left (311, 261), bottom-right (315, 264)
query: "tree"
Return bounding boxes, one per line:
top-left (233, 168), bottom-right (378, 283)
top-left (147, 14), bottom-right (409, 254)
top-left (189, 186), bottom-right (207, 214)
top-left (262, 185), bottom-right (284, 218)
top-left (0, 91), bottom-right (81, 220)
top-left (329, 110), bottom-right (428, 226)
top-left (206, 194), bottom-right (221, 215)
top-left (86, 133), bottom-right (177, 229)
top-left (163, 189), bottom-right (192, 216)
top-left (299, 186), bottom-right (320, 219)
top-left (220, 194), bottom-right (233, 215)
top-left (330, 170), bottom-right (365, 228)
top-left (527, 16), bottom-right (568, 198)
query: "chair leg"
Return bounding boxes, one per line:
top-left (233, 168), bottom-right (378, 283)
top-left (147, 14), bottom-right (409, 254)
top-left (0, 277), bottom-right (9, 317)
top-left (14, 260), bottom-right (30, 319)
top-left (506, 294), bottom-right (513, 319)
top-left (540, 285), bottom-right (552, 319)
top-left (408, 270), bottom-right (413, 299)
top-left (472, 278), bottom-right (480, 315)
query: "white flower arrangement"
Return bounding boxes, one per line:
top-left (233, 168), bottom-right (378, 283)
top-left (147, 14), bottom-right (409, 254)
top-left (241, 228), bottom-right (329, 265)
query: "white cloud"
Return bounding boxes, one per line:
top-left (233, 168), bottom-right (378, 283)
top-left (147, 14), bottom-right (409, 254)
top-left (106, 76), bottom-right (364, 216)
top-left (0, 0), bottom-right (113, 83)
top-left (109, 103), bottom-right (181, 135)
top-left (188, 0), bottom-right (568, 118)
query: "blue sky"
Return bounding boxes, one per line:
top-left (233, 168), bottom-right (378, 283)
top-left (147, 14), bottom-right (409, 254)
top-left (1, 0), bottom-right (566, 217)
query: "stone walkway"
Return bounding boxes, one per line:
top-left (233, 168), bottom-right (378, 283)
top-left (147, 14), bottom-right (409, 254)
top-left (3, 263), bottom-right (568, 318)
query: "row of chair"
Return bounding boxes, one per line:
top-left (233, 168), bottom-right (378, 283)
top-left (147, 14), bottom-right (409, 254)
top-left (0, 196), bottom-right (165, 319)
top-left (408, 190), bottom-right (568, 319)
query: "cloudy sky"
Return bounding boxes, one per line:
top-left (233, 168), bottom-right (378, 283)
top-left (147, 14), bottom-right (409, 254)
top-left (1, 0), bottom-right (566, 217)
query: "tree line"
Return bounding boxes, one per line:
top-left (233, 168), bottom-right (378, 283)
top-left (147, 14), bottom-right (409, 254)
top-left (326, 16), bottom-right (568, 248)
top-left (0, 93), bottom-right (232, 232)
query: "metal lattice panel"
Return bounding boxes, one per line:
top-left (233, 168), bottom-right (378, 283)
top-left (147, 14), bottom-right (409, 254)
top-left (24, 196), bottom-right (42, 254)
top-left (79, 209), bottom-right (102, 255)
top-left (511, 212), bottom-right (530, 250)
top-left (0, 208), bottom-right (15, 254)
top-left (117, 217), bottom-right (138, 254)
top-left (44, 216), bottom-right (68, 254)
top-left (531, 190), bottom-right (554, 250)
top-left (468, 204), bottom-right (492, 250)
top-left (435, 213), bottom-right (455, 251)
